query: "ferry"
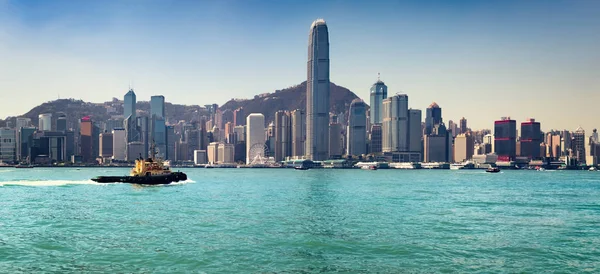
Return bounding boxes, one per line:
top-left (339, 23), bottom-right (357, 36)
top-left (450, 162), bottom-right (475, 170)
top-left (91, 145), bottom-right (187, 185)
top-left (360, 165), bottom-right (377, 170)
top-left (486, 167), bottom-right (500, 173)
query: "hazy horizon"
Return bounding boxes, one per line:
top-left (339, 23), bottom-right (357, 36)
top-left (1, 0), bottom-right (598, 132)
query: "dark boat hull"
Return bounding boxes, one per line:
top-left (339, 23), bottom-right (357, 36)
top-left (91, 172), bottom-right (187, 185)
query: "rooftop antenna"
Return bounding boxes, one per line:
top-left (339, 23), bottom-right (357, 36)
top-left (377, 72), bottom-right (380, 81)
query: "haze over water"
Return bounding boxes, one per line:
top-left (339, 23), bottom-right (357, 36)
top-left (1, 168), bottom-right (599, 272)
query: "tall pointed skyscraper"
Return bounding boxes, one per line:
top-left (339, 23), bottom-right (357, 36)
top-left (369, 75), bottom-right (387, 125)
top-left (306, 19), bottom-right (330, 161)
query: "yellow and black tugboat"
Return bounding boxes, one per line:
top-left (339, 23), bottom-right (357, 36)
top-left (92, 145), bottom-right (187, 185)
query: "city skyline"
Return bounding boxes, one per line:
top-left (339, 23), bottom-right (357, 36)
top-left (0, 0), bottom-right (599, 131)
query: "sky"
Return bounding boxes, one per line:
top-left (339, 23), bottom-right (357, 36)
top-left (0, 0), bottom-right (598, 131)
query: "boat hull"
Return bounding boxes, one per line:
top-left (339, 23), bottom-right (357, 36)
top-left (91, 172), bottom-right (187, 185)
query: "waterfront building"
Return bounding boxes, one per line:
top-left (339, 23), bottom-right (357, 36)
top-left (38, 113), bottom-right (52, 131)
top-left (425, 103), bottom-right (442, 135)
top-left (369, 75), bottom-right (388, 125)
top-left (193, 150), bottom-right (207, 165)
top-left (454, 133), bottom-right (474, 163)
top-left (408, 109), bottom-right (422, 154)
top-left (291, 109), bottom-right (305, 157)
top-left (424, 124), bottom-right (452, 163)
top-left (17, 127), bottom-right (36, 162)
top-left (30, 131), bottom-right (68, 163)
top-left (347, 99), bottom-right (367, 156)
top-left (99, 133), bottom-right (113, 158)
top-left (382, 94), bottom-right (409, 152)
top-left (56, 113), bottom-right (67, 131)
top-left (80, 116), bottom-right (93, 163)
top-left (207, 142), bottom-right (219, 164)
top-left (16, 117), bottom-right (31, 129)
top-left (587, 129), bottom-right (600, 165)
top-left (329, 122), bottom-right (343, 159)
top-left (573, 127), bottom-right (586, 164)
top-left (520, 118), bottom-right (542, 159)
top-left (126, 142), bottom-right (144, 161)
top-left (175, 141), bottom-right (190, 161)
top-left (218, 143), bottom-right (235, 164)
top-left (369, 124), bottom-right (382, 154)
top-left (112, 128), bottom-right (126, 161)
top-left (246, 113), bottom-right (265, 164)
top-left (0, 128), bottom-right (17, 163)
top-left (306, 19), bottom-right (330, 161)
top-left (494, 117), bottom-right (517, 161)
top-left (274, 111), bottom-right (292, 162)
top-left (460, 117), bottom-right (467, 134)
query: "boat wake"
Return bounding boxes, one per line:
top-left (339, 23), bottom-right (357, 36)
top-left (0, 180), bottom-right (100, 187)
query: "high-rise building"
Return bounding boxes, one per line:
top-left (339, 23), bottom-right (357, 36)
top-left (329, 122), bottom-right (343, 159)
top-left (112, 128), bottom-right (126, 161)
top-left (347, 99), bottom-right (367, 156)
top-left (207, 142), bottom-right (219, 164)
top-left (80, 116), bottom-right (93, 163)
top-left (127, 142), bottom-right (145, 161)
top-left (274, 111), bottom-right (292, 162)
top-left (137, 116), bottom-right (149, 158)
top-left (246, 113), bottom-right (265, 164)
top-left (369, 75), bottom-right (388, 125)
top-left (459, 117), bottom-right (468, 134)
top-left (573, 127), bottom-right (586, 164)
top-left (166, 125), bottom-right (177, 160)
top-left (520, 118), bottom-right (542, 159)
top-left (424, 124), bottom-right (452, 163)
top-left (369, 124), bottom-right (382, 154)
top-left (454, 133), bottom-right (474, 163)
top-left (291, 109), bottom-right (305, 157)
top-left (408, 109), bottom-right (422, 153)
top-left (124, 89), bottom-right (136, 122)
top-left (494, 117), bottom-right (517, 161)
top-left (99, 133), bottom-right (113, 158)
top-left (382, 94), bottom-right (409, 152)
top-left (218, 143), bottom-right (235, 164)
top-left (18, 127), bottom-right (36, 162)
top-left (193, 150), bottom-right (207, 165)
top-left (150, 95), bottom-right (165, 118)
top-left (0, 128), bottom-right (16, 163)
top-left (56, 113), bottom-right (67, 131)
top-left (233, 107), bottom-right (245, 126)
top-left (425, 103), bottom-right (442, 135)
top-left (16, 117), bottom-right (31, 129)
top-left (306, 19), bottom-right (330, 161)
top-left (38, 113), bottom-right (52, 131)
top-left (233, 126), bottom-right (245, 142)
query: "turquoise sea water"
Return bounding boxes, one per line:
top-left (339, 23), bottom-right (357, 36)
top-left (1, 168), bottom-right (599, 273)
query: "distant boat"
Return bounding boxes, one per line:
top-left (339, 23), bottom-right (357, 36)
top-left (361, 165), bottom-right (377, 170)
top-left (486, 167), bottom-right (500, 173)
top-left (295, 166), bottom-right (309, 170)
top-left (589, 167), bottom-right (597, 171)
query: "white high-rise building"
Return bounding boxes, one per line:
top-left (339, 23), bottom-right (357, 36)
top-left (112, 128), bottom-right (126, 161)
top-left (218, 143), bottom-right (235, 164)
top-left (38, 114), bottom-right (52, 131)
top-left (246, 113), bottom-right (265, 164)
top-left (306, 19), bottom-right (330, 161)
top-left (16, 117), bottom-right (31, 129)
top-left (208, 142), bottom-right (219, 164)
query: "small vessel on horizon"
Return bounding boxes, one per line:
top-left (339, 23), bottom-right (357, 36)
top-left (486, 167), bottom-right (500, 173)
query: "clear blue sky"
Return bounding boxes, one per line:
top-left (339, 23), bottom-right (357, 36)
top-left (0, 0), bottom-right (598, 131)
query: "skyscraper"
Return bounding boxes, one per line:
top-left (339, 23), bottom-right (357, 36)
top-left (454, 133), bottom-right (474, 162)
top-left (150, 95), bottom-right (167, 157)
top-left (291, 109), bottom-right (305, 157)
top-left (369, 124), bottom-right (382, 154)
top-left (408, 109), bottom-right (422, 153)
top-left (124, 89), bottom-right (136, 121)
top-left (80, 116), bottom-right (93, 163)
top-left (150, 95), bottom-right (165, 118)
top-left (573, 127), bottom-right (586, 164)
top-left (369, 75), bottom-right (387, 125)
top-left (459, 117), bottom-right (467, 134)
top-left (382, 94), bottom-right (409, 152)
top-left (329, 122), bottom-right (343, 159)
top-left (274, 111), bottom-right (292, 162)
top-left (425, 103), bottom-right (442, 135)
top-left (347, 99), bottom-right (367, 156)
top-left (246, 113), bottom-right (265, 165)
top-left (494, 117), bottom-right (517, 161)
top-left (520, 118), bottom-right (542, 159)
top-left (56, 113), bottom-right (67, 132)
top-left (38, 113), bottom-right (52, 131)
top-left (306, 19), bottom-right (330, 161)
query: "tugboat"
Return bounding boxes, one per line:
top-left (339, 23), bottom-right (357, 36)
top-left (91, 145), bottom-right (187, 185)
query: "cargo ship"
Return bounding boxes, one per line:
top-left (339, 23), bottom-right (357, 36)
top-left (91, 145), bottom-right (187, 185)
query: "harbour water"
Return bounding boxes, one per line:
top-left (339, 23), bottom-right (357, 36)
top-left (1, 168), bottom-right (599, 273)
